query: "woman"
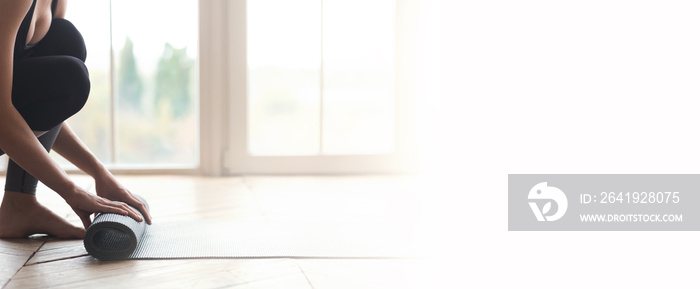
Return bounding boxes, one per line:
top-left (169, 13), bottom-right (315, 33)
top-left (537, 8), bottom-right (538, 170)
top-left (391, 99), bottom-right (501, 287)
top-left (0, 0), bottom-right (152, 238)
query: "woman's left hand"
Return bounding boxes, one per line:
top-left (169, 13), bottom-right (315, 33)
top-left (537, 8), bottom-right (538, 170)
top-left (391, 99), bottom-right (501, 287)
top-left (94, 176), bottom-right (152, 225)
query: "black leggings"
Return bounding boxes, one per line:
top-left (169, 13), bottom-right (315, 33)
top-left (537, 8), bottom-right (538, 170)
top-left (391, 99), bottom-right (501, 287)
top-left (2, 19), bottom-right (90, 194)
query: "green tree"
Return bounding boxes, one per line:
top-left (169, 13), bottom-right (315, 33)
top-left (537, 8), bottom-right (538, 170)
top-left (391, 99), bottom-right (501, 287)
top-left (154, 43), bottom-right (193, 119)
top-left (117, 37), bottom-right (143, 111)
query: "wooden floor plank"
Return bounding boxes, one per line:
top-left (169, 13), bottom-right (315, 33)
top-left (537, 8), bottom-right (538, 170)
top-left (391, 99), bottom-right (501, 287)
top-left (0, 239), bottom-right (44, 288)
top-left (25, 239), bottom-right (87, 265)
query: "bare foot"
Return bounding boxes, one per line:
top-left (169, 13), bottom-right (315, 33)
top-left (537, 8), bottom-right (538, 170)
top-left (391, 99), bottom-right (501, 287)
top-left (0, 191), bottom-right (85, 239)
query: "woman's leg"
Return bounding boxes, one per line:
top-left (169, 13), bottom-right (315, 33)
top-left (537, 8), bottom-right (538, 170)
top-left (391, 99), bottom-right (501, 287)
top-left (0, 123), bottom-right (86, 238)
top-left (4, 124), bottom-right (62, 194)
top-left (0, 125), bottom-right (84, 239)
top-left (0, 124), bottom-right (86, 239)
top-left (0, 55), bottom-right (90, 239)
top-left (11, 56), bottom-right (89, 131)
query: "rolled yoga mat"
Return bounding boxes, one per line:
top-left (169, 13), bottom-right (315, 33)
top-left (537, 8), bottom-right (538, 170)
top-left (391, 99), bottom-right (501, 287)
top-left (83, 198), bottom-right (149, 261)
top-left (84, 199), bottom-right (423, 261)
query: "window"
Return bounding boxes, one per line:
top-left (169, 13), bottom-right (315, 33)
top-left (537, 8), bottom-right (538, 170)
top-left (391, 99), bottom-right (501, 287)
top-left (60, 0), bottom-right (199, 168)
top-left (1, 1), bottom-right (430, 175)
top-left (247, 0), bottom-right (396, 156)
top-left (224, 0), bottom-right (418, 174)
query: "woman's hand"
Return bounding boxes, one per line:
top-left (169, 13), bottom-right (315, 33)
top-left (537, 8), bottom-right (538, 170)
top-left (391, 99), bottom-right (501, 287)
top-left (94, 175), bottom-right (152, 225)
top-left (64, 187), bottom-right (146, 230)
top-left (48, 123), bottom-right (152, 226)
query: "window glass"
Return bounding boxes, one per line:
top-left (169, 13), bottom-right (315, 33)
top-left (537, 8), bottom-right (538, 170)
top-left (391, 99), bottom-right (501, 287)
top-left (247, 0), bottom-right (395, 156)
top-left (61, 0), bottom-right (199, 167)
top-left (111, 0), bottom-right (198, 165)
top-left (247, 0), bottom-right (322, 156)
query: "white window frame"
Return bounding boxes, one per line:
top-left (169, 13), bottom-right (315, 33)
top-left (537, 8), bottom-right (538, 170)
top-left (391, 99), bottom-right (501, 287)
top-left (197, 0), bottom-right (421, 175)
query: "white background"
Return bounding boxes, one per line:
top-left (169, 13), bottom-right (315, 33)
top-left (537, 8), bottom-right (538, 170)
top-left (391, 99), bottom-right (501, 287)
top-left (437, 0), bottom-right (700, 288)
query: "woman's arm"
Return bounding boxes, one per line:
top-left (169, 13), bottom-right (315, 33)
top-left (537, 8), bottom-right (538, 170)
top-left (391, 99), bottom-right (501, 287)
top-left (52, 123), bottom-right (152, 224)
top-left (53, 0), bottom-right (67, 19)
top-left (51, 124), bottom-right (106, 180)
top-left (0, 0), bottom-right (143, 227)
top-left (0, 0), bottom-right (76, 197)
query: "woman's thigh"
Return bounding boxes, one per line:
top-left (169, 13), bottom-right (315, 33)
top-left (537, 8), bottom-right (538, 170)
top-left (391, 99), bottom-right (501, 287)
top-left (29, 18), bottom-right (87, 61)
top-left (12, 55), bottom-right (90, 131)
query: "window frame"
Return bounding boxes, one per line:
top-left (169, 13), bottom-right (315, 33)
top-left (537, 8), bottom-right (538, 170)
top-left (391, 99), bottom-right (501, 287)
top-left (212, 0), bottom-right (421, 175)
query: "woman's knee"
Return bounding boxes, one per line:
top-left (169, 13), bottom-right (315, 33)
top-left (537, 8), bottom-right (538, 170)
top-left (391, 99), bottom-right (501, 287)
top-left (56, 56), bottom-right (90, 113)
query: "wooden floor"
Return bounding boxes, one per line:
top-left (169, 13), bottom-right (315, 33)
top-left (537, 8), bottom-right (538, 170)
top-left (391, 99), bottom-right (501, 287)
top-left (1, 175), bottom-right (444, 289)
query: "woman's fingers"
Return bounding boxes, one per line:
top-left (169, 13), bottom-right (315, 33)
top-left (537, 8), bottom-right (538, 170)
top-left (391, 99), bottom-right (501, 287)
top-left (122, 190), bottom-right (152, 225)
top-left (67, 189), bottom-right (149, 226)
top-left (97, 199), bottom-right (144, 222)
top-left (129, 197), bottom-right (152, 225)
top-left (118, 198), bottom-right (147, 224)
top-left (76, 210), bottom-right (92, 230)
top-left (119, 203), bottom-right (144, 222)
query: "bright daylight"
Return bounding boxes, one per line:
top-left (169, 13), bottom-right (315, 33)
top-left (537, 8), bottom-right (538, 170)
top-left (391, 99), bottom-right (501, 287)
top-left (0, 0), bottom-right (442, 288)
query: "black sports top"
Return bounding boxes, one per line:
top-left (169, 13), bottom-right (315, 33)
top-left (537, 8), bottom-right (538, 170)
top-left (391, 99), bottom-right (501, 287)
top-left (14, 0), bottom-right (59, 59)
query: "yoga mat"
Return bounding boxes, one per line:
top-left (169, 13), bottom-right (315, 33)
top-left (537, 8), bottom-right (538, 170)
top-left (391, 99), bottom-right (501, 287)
top-left (84, 200), bottom-right (423, 260)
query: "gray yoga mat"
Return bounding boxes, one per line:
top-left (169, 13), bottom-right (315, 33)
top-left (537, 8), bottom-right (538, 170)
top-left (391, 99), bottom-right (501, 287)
top-left (83, 200), bottom-right (422, 260)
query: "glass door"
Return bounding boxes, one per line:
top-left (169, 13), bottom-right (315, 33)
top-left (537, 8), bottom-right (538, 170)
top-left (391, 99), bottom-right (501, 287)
top-left (226, 0), bottom-right (419, 174)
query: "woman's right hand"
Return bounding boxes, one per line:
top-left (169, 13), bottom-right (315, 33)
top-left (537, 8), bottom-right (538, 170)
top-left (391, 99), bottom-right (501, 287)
top-left (63, 188), bottom-right (145, 230)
